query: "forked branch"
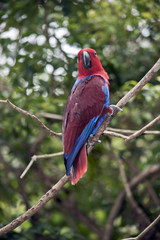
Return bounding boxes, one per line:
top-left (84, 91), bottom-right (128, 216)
top-left (20, 152), bottom-right (64, 179)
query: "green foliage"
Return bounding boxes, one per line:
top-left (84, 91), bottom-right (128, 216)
top-left (0, 0), bottom-right (160, 240)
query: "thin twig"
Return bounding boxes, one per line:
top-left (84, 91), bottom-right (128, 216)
top-left (38, 112), bottom-right (63, 120)
top-left (125, 115), bottom-right (160, 142)
top-left (103, 130), bottom-right (128, 139)
top-left (107, 127), bottom-right (160, 135)
top-left (20, 152), bottom-right (64, 179)
top-left (0, 100), bottom-right (62, 138)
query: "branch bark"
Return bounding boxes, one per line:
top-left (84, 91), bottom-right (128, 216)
top-left (38, 112), bottom-right (63, 120)
top-left (103, 130), bottom-right (128, 139)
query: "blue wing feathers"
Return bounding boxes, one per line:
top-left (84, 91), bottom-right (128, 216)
top-left (102, 84), bottom-right (110, 107)
top-left (91, 84), bottom-right (109, 135)
top-left (92, 113), bottom-right (107, 135)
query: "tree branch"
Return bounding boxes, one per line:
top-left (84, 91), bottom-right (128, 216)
top-left (20, 152), bottom-right (64, 179)
top-left (106, 127), bottom-right (160, 135)
top-left (103, 130), bottom-right (128, 139)
top-left (0, 174), bottom-right (70, 237)
top-left (122, 214), bottom-right (160, 240)
top-left (38, 112), bottom-right (63, 120)
top-left (125, 115), bottom-right (160, 142)
top-left (0, 100), bottom-right (62, 138)
top-left (116, 58), bottom-right (160, 108)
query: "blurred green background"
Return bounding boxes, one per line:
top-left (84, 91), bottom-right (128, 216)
top-left (0, 0), bottom-right (160, 239)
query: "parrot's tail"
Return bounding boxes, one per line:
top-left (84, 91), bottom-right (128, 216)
top-left (71, 145), bottom-right (87, 185)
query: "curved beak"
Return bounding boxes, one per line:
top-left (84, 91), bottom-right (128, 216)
top-left (82, 51), bottom-right (91, 69)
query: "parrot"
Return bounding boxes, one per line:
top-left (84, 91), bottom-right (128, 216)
top-left (62, 48), bottom-right (121, 185)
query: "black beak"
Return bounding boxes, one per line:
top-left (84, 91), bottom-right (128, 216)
top-left (82, 51), bottom-right (91, 69)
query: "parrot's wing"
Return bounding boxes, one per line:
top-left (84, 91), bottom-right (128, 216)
top-left (62, 75), bottom-right (110, 175)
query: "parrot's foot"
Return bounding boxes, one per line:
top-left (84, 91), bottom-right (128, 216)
top-left (88, 134), bottom-right (101, 146)
top-left (88, 134), bottom-right (95, 146)
top-left (108, 105), bottom-right (123, 117)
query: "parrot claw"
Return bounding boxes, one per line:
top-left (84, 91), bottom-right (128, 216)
top-left (108, 105), bottom-right (123, 116)
top-left (88, 134), bottom-right (101, 146)
top-left (88, 134), bottom-right (95, 146)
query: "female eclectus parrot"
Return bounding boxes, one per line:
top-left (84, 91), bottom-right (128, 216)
top-left (62, 48), bottom-right (120, 185)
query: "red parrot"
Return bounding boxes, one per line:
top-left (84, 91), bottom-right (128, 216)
top-left (62, 48), bottom-right (120, 185)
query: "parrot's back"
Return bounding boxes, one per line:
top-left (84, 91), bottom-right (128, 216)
top-left (62, 75), bottom-right (109, 184)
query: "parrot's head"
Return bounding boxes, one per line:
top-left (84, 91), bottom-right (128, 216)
top-left (77, 48), bottom-right (109, 83)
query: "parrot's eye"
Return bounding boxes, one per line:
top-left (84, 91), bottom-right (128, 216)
top-left (94, 52), bottom-right (97, 56)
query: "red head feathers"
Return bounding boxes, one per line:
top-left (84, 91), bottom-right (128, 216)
top-left (77, 48), bottom-right (109, 84)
